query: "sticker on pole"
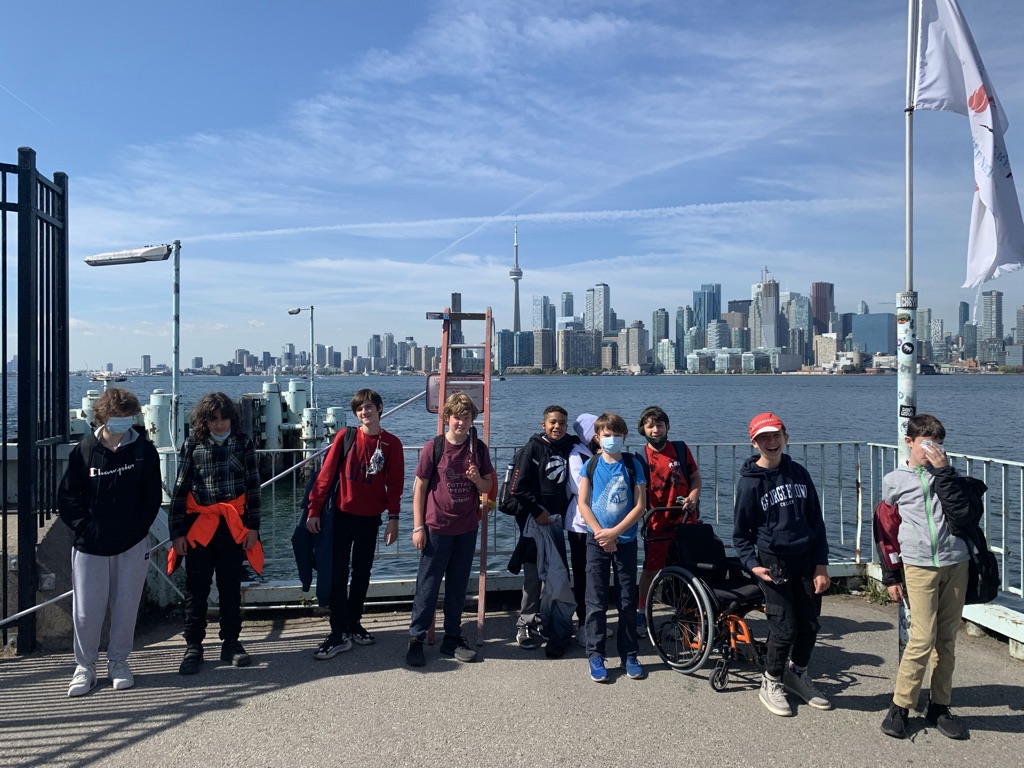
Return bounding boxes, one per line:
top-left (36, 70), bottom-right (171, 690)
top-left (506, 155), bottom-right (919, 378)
top-left (426, 373), bottom-right (485, 414)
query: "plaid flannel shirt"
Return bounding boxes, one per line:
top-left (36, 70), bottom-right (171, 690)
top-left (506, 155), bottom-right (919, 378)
top-left (169, 434), bottom-right (262, 538)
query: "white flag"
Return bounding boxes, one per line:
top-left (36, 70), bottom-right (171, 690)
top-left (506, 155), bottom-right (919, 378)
top-left (914, 0), bottom-right (1024, 288)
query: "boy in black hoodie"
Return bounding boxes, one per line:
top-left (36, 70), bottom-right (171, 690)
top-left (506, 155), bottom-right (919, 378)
top-left (507, 405), bottom-right (577, 655)
top-left (58, 388), bottom-right (163, 697)
top-left (733, 412), bottom-right (832, 718)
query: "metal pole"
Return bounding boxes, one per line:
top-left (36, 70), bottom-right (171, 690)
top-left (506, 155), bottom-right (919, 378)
top-left (309, 305), bottom-right (315, 408)
top-left (898, 0), bottom-right (919, 466)
top-left (171, 240), bottom-right (182, 448)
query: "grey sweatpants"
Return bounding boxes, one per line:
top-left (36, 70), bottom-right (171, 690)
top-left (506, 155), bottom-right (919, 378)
top-left (71, 537), bottom-right (151, 667)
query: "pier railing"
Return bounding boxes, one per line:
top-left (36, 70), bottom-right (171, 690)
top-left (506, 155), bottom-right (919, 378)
top-left (247, 440), bottom-right (1022, 606)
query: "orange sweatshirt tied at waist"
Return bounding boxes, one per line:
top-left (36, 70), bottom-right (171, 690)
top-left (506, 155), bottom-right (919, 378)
top-left (166, 492), bottom-right (264, 575)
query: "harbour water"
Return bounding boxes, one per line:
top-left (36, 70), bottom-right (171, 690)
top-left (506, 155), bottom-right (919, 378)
top-left (61, 372), bottom-right (1024, 461)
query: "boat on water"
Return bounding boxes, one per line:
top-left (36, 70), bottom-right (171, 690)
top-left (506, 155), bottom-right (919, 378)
top-left (90, 373), bottom-right (127, 382)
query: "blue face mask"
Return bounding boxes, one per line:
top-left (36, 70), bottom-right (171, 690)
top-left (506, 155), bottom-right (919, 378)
top-left (105, 416), bottom-right (135, 435)
top-left (600, 435), bottom-right (625, 454)
top-left (210, 428), bottom-right (231, 443)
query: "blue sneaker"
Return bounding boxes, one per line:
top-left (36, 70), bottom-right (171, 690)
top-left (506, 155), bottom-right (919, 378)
top-left (589, 656), bottom-right (608, 683)
top-left (625, 655), bottom-right (646, 680)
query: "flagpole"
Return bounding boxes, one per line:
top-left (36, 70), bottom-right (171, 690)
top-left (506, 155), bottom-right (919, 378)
top-left (898, 0), bottom-right (920, 465)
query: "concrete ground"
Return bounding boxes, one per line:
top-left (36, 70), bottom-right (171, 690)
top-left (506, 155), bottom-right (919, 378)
top-left (1, 595), bottom-right (1022, 768)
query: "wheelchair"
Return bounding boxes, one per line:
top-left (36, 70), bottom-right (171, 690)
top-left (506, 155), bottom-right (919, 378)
top-left (644, 517), bottom-right (767, 691)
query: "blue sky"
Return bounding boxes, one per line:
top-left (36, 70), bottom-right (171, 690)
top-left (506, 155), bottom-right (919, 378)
top-left (3, 0), bottom-right (1024, 370)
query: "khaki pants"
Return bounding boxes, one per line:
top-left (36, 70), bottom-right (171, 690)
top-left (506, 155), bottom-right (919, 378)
top-left (892, 560), bottom-right (969, 709)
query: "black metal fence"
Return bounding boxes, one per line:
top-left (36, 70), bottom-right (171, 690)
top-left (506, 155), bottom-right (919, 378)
top-left (1, 147), bottom-right (69, 652)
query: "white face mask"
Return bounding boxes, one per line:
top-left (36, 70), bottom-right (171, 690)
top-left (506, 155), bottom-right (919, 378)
top-left (105, 416), bottom-right (135, 435)
top-left (600, 435), bottom-right (625, 454)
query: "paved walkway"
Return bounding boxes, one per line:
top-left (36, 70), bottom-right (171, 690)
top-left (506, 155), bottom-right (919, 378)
top-left (1, 595), bottom-right (1022, 768)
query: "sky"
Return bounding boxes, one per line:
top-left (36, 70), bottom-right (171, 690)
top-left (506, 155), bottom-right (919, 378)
top-left (3, 0), bottom-right (1024, 370)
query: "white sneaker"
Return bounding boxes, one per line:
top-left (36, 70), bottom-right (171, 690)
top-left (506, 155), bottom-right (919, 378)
top-left (68, 664), bottom-right (97, 698)
top-left (759, 673), bottom-right (793, 717)
top-left (108, 660), bottom-right (135, 690)
top-left (784, 667), bottom-right (831, 710)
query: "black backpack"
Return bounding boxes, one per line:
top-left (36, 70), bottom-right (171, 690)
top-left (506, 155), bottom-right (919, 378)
top-left (299, 427), bottom-right (360, 518)
top-left (497, 445), bottom-right (529, 516)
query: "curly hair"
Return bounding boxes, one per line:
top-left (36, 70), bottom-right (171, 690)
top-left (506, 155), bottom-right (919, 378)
top-left (190, 391), bottom-right (241, 443)
top-left (92, 388), bottom-right (141, 425)
top-left (442, 391), bottom-right (479, 421)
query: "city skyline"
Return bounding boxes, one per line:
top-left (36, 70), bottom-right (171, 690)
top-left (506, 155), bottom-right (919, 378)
top-left (6, 2), bottom-right (1024, 369)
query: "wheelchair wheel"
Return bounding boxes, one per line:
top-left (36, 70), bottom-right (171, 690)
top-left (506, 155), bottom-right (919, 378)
top-left (646, 566), bottom-right (715, 673)
top-left (709, 664), bottom-right (729, 692)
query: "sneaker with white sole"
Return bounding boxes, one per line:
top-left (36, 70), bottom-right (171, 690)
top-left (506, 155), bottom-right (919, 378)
top-left (68, 664), bottom-right (97, 698)
top-left (516, 625), bottom-right (538, 650)
top-left (313, 634), bottom-right (353, 659)
top-left (759, 673), bottom-right (793, 716)
top-left (783, 667), bottom-right (832, 710)
top-left (108, 660), bottom-right (135, 691)
top-left (350, 625), bottom-right (375, 645)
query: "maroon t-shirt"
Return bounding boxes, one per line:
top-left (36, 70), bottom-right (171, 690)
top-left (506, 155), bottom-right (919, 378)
top-left (415, 437), bottom-right (494, 536)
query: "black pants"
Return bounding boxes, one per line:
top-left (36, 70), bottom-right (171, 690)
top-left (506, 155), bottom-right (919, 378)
top-left (758, 550), bottom-right (822, 678)
top-left (567, 531), bottom-right (588, 625)
top-left (329, 513), bottom-right (382, 636)
top-left (183, 520), bottom-right (243, 645)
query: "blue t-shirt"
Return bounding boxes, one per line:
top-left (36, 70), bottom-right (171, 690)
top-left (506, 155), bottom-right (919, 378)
top-left (588, 454), bottom-right (645, 543)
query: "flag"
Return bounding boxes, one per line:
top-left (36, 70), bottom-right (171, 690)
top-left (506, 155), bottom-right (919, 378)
top-left (914, 0), bottom-right (1024, 288)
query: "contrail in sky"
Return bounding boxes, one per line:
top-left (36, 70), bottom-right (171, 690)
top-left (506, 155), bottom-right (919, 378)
top-left (0, 84), bottom-right (51, 123)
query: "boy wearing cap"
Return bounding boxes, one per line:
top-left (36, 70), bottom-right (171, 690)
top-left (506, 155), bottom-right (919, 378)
top-left (733, 412), bottom-right (831, 717)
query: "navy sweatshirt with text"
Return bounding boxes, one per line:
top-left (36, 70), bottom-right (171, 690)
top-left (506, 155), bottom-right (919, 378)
top-left (732, 454), bottom-right (829, 573)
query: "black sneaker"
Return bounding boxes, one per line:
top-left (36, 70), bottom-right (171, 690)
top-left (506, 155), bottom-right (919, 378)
top-left (439, 634), bottom-right (477, 663)
top-left (220, 640), bottom-right (251, 667)
top-left (881, 703), bottom-right (909, 739)
top-left (926, 701), bottom-right (968, 740)
top-left (178, 644), bottom-right (204, 676)
top-left (350, 625), bottom-right (375, 645)
top-left (406, 638), bottom-right (426, 667)
top-left (313, 634), bottom-right (353, 659)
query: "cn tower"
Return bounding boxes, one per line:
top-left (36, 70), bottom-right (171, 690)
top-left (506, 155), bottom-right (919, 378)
top-left (509, 221), bottom-right (523, 332)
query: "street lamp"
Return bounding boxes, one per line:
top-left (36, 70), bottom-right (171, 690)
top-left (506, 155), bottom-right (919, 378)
top-left (287, 305), bottom-right (315, 407)
top-left (85, 241), bottom-right (182, 448)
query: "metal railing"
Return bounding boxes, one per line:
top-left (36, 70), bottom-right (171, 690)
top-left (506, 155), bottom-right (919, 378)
top-left (247, 439), bottom-right (1021, 602)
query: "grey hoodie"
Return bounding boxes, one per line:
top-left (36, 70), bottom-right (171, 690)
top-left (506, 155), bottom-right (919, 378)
top-left (882, 463), bottom-right (969, 568)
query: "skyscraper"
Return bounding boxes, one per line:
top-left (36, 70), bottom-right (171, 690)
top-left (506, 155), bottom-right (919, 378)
top-left (981, 290), bottom-right (1003, 342)
top-left (958, 301), bottom-right (970, 335)
top-left (692, 283), bottom-right (721, 334)
top-left (651, 308), bottom-right (669, 342)
top-left (1015, 305), bottom-right (1024, 344)
top-left (811, 282), bottom-right (835, 336)
top-left (509, 223), bottom-right (523, 332)
top-left (560, 292), bottom-right (574, 319)
top-left (751, 274), bottom-right (779, 349)
top-left (593, 283), bottom-right (610, 334)
top-left (532, 295), bottom-right (552, 331)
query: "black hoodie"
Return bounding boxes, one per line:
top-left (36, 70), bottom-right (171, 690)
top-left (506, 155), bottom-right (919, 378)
top-left (509, 432), bottom-right (578, 527)
top-left (58, 426), bottom-right (163, 556)
top-left (732, 453), bottom-right (829, 572)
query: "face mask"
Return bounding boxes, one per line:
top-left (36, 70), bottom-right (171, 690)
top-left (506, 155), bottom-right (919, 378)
top-left (600, 436), bottom-right (625, 453)
top-left (645, 435), bottom-right (667, 449)
top-left (105, 416), bottom-right (135, 435)
top-left (210, 428), bottom-right (231, 443)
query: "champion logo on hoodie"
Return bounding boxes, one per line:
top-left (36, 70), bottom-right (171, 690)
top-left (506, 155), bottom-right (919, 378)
top-left (89, 462), bottom-right (137, 478)
top-left (759, 482), bottom-right (809, 511)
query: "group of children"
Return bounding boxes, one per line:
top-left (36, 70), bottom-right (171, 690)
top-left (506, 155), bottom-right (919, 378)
top-left (58, 387), bottom-right (976, 739)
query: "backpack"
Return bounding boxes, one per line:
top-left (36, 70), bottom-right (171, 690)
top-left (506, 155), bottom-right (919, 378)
top-left (427, 431), bottom-right (488, 483)
top-left (299, 427), bottom-right (360, 518)
top-left (584, 452), bottom-right (641, 507)
top-left (497, 446), bottom-right (528, 516)
top-left (635, 440), bottom-right (692, 487)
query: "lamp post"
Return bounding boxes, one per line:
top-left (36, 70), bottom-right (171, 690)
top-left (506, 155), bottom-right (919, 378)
top-left (287, 305), bottom-right (315, 407)
top-left (85, 240), bottom-right (182, 448)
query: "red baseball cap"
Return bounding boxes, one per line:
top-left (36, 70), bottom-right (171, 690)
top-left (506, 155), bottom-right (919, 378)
top-left (749, 412), bottom-right (785, 439)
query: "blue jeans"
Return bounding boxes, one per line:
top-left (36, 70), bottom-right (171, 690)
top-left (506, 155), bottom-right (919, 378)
top-left (409, 528), bottom-right (478, 641)
top-left (584, 534), bottom-right (638, 660)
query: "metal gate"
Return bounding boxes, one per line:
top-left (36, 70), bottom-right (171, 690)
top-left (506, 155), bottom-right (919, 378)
top-left (1, 147), bottom-right (69, 652)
